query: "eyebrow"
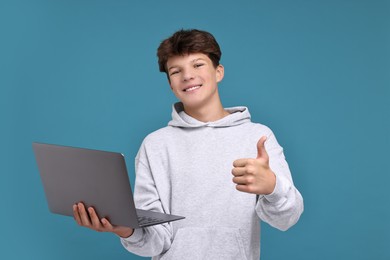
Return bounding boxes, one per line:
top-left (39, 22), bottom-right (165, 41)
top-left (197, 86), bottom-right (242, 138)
top-left (167, 58), bottom-right (206, 71)
top-left (167, 66), bottom-right (178, 72)
top-left (191, 58), bottom-right (205, 63)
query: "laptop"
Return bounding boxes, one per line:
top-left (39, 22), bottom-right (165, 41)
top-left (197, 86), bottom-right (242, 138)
top-left (32, 142), bottom-right (185, 228)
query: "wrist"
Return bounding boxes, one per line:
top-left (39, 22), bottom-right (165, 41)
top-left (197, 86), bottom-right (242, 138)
top-left (266, 170), bottom-right (276, 195)
top-left (116, 228), bottom-right (134, 238)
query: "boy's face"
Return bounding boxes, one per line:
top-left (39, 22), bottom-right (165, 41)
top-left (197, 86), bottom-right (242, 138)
top-left (166, 53), bottom-right (224, 109)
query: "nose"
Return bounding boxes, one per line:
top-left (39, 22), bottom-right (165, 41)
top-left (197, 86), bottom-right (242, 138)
top-left (182, 68), bottom-right (195, 81)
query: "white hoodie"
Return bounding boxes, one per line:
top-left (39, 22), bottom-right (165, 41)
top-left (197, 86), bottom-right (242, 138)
top-left (121, 102), bottom-right (303, 260)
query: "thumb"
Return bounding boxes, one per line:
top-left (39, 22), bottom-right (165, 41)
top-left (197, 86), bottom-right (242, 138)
top-left (257, 136), bottom-right (269, 160)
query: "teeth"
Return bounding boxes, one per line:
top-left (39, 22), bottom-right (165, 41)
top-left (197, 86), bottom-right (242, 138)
top-left (185, 85), bottom-right (201, 92)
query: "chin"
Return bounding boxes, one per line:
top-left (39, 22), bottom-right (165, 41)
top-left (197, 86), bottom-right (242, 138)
top-left (182, 100), bottom-right (208, 110)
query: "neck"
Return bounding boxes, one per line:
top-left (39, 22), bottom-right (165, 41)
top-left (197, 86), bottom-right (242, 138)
top-left (183, 96), bottom-right (229, 123)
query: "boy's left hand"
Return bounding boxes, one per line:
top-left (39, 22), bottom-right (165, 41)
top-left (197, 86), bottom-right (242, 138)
top-left (232, 136), bottom-right (276, 195)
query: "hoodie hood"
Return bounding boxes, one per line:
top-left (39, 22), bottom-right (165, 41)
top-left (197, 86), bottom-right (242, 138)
top-left (168, 102), bottom-right (251, 128)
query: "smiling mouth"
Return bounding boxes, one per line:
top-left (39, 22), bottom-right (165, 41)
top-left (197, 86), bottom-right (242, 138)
top-left (184, 84), bottom-right (202, 92)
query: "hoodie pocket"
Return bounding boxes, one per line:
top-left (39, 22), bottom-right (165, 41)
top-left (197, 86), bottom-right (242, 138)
top-left (160, 227), bottom-right (248, 260)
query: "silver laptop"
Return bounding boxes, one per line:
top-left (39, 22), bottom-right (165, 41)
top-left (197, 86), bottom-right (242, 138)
top-left (32, 142), bottom-right (184, 228)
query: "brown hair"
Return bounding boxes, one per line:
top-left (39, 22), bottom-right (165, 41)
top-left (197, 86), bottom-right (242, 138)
top-left (157, 29), bottom-right (222, 74)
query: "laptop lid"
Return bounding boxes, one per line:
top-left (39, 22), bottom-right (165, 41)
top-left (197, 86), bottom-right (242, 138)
top-left (32, 142), bottom-right (184, 228)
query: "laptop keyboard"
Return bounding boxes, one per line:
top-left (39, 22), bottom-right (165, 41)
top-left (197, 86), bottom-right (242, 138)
top-left (137, 215), bottom-right (164, 226)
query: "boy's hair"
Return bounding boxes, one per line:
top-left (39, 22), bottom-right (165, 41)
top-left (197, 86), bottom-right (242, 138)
top-left (157, 29), bottom-right (222, 74)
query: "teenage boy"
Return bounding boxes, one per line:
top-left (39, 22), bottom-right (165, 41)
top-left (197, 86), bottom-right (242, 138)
top-left (73, 29), bottom-right (304, 259)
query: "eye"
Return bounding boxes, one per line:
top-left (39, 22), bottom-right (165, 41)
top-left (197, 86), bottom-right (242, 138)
top-left (170, 70), bottom-right (180, 76)
top-left (194, 63), bottom-right (204, 68)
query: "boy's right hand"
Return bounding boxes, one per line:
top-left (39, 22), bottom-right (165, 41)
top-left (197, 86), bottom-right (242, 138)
top-left (73, 202), bottom-right (134, 238)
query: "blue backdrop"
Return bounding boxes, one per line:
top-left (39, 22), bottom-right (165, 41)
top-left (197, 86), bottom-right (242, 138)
top-left (1, 0), bottom-right (389, 259)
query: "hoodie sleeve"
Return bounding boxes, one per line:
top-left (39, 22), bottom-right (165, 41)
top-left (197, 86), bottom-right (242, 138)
top-left (255, 130), bottom-right (304, 231)
top-left (120, 144), bottom-right (173, 257)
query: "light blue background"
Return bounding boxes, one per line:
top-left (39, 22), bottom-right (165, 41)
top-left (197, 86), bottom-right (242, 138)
top-left (1, 0), bottom-right (389, 259)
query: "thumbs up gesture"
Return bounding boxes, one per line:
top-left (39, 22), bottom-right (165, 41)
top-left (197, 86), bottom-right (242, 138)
top-left (232, 136), bottom-right (276, 195)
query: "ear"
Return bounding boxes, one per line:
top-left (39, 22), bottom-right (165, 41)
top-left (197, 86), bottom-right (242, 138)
top-left (216, 64), bottom-right (224, 83)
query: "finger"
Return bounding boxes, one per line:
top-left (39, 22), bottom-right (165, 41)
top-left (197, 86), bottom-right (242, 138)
top-left (232, 176), bottom-right (249, 185)
top-left (77, 203), bottom-right (92, 226)
top-left (101, 218), bottom-right (113, 230)
top-left (233, 158), bottom-right (249, 167)
top-left (236, 184), bottom-right (255, 194)
top-left (257, 136), bottom-right (269, 160)
top-left (73, 204), bottom-right (82, 225)
top-left (88, 207), bottom-right (102, 230)
top-left (234, 175), bottom-right (256, 185)
top-left (231, 167), bottom-right (247, 176)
